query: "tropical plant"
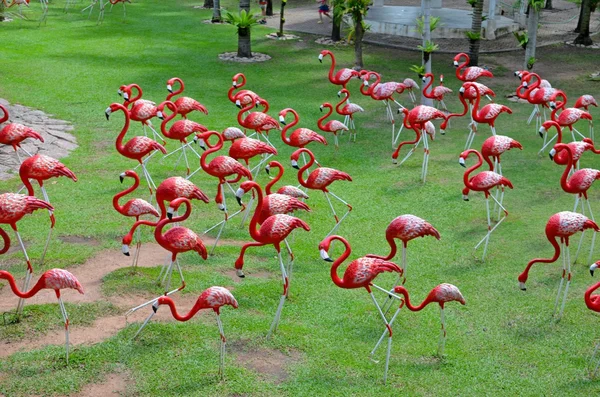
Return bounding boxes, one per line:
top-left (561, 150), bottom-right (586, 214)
top-left (277, 0), bottom-right (287, 37)
top-left (335, 0), bottom-right (370, 69)
top-left (415, 15), bottom-right (441, 35)
top-left (467, 0), bottom-right (478, 6)
top-left (467, 0), bottom-right (484, 65)
top-left (527, 56), bottom-right (537, 69)
top-left (225, 10), bottom-right (259, 58)
top-left (410, 64), bottom-right (426, 78)
top-left (514, 30), bottom-right (528, 49)
top-left (331, 0), bottom-right (344, 41)
top-left (465, 31), bottom-right (481, 40)
top-left (418, 40), bottom-right (438, 64)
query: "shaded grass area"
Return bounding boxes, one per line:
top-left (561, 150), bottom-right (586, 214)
top-left (1, 0), bottom-right (600, 395)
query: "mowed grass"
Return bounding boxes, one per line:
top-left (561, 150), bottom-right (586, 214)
top-left (1, 1), bottom-right (600, 395)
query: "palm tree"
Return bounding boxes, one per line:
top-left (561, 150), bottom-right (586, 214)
top-left (212, 0), bottom-right (222, 22)
top-left (524, 0), bottom-right (544, 69)
top-left (342, 0), bottom-right (370, 69)
top-left (574, 0), bottom-right (594, 45)
top-left (277, 0), bottom-right (287, 37)
top-left (225, 10), bottom-right (258, 58)
top-left (204, 0), bottom-right (214, 9)
top-left (331, 0), bottom-right (343, 42)
top-left (467, 0), bottom-right (484, 66)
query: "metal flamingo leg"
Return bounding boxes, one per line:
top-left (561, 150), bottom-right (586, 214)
top-left (553, 242), bottom-right (567, 317)
top-left (39, 186), bottom-right (53, 266)
top-left (132, 307), bottom-right (156, 339)
top-left (438, 307), bottom-right (446, 356)
top-left (58, 297), bottom-right (70, 364)
top-left (125, 287), bottom-right (181, 316)
top-left (14, 230), bottom-right (33, 317)
top-left (396, 135), bottom-right (422, 166)
top-left (216, 314), bottom-right (226, 379)
top-left (420, 132), bottom-right (429, 183)
top-left (589, 339), bottom-right (600, 378)
top-left (473, 195), bottom-right (507, 260)
top-left (557, 243), bottom-right (572, 319)
top-left (538, 132), bottom-right (558, 155)
top-left (324, 191), bottom-right (352, 237)
top-left (586, 199), bottom-right (597, 265)
top-left (267, 250), bottom-right (288, 339)
top-left (573, 196), bottom-right (586, 264)
top-left (527, 105), bottom-right (538, 126)
top-left (380, 244), bottom-right (406, 314)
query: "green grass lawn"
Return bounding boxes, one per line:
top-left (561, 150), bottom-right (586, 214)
top-left (1, 0), bottom-right (600, 395)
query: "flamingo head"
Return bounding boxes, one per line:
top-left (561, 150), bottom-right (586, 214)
top-left (166, 77), bottom-right (178, 93)
top-left (453, 52), bottom-right (467, 66)
top-left (538, 125), bottom-right (547, 138)
top-left (317, 236), bottom-right (336, 262)
top-left (318, 50), bottom-right (329, 62)
top-left (105, 103), bottom-right (122, 120)
top-left (120, 170), bottom-right (136, 183)
top-left (591, 261), bottom-right (600, 276)
top-left (278, 113), bottom-right (287, 125)
top-left (167, 197), bottom-right (190, 220)
top-left (235, 181), bottom-right (254, 206)
top-left (122, 234), bottom-right (133, 256)
top-left (193, 133), bottom-right (207, 150)
top-left (290, 149), bottom-right (303, 169)
top-left (459, 86), bottom-right (466, 96)
top-left (235, 99), bottom-right (242, 109)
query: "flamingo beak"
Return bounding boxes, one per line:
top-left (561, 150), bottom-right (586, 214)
top-left (459, 157), bottom-right (466, 167)
top-left (123, 92), bottom-right (130, 101)
top-left (152, 300), bottom-right (160, 313)
top-left (157, 111), bottom-right (164, 120)
top-left (117, 89), bottom-right (122, 96)
top-left (279, 115), bottom-right (286, 125)
top-left (337, 91), bottom-right (341, 98)
top-left (549, 101), bottom-right (556, 110)
top-left (320, 249), bottom-right (333, 262)
top-left (459, 87), bottom-right (465, 96)
top-left (122, 244), bottom-right (130, 256)
top-left (232, 82), bottom-right (238, 88)
top-left (549, 148), bottom-right (556, 160)
top-left (519, 282), bottom-right (526, 291)
top-left (235, 99), bottom-right (242, 109)
top-left (318, 54), bottom-right (323, 63)
top-left (119, 172), bottom-right (125, 183)
top-left (167, 84), bottom-right (173, 93)
top-left (538, 126), bottom-right (546, 138)
top-left (105, 107), bottom-right (112, 120)
top-left (235, 187), bottom-right (245, 206)
top-left (291, 159), bottom-right (299, 169)
top-left (319, 105), bottom-right (324, 112)
top-left (453, 60), bottom-right (459, 67)
top-left (590, 263), bottom-right (598, 276)
top-left (523, 81), bottom-right (528, 88)
top-left (167, 206), bottom-right (175, 220)
top-left (195, 137), bottom-right (206, 150)
top-left (265, 165), bottom-right (271, 174)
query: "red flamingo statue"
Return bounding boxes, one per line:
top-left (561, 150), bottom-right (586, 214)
top-left (196, 131), bottom-right (252, 252)
top-left (453, 53), bottom-right (493, 81)
top-left (371, 283), bottom-right (465, 361)
top-left (119, 83), bottom-right (154, 109)
top-left (518, 211), bottom-right (599, 318)
top-left (0, 268), bottom-right (83, 363)
top-left (317, 103), bottom-right (348, 149)
top-left (460, 149), bottom-right (513, 260)
top-left (113, 170), bottom-right (160, 270)
top-left (575, 95), bottom-right (598, 111)
top-left (442, 81), bottom-right (495, 142)
top-left (223, 127), bottom-right (278, 178)
top-left (421, 73), bottom-right (452, 111)
top-left (585, 261), bottom-right (600, 377)
top-left (157, 101), bottom-right (206, 176)
top-left (319, 235), bottom-right (403, 384)
top-left (234, 181), bottom-right (310, 337)
top-left (19, 154), bottom-right (77, 265)
top-left (105, 103), bottom-right (167, 194)
top-left (544, 121), bottom-right (595, 169)
top-left (318, 50), bottom-right (359, 89)
top-left (0, 104), bottom-right (44, 163)
top-left (279, 108), bottom-right (327, 149)
top-left (265, 160), bottom-right (309, 199)
top-left (335, 89), bottom-right (364, 143)
top-left (402, 78), bottom-right (420, 104)
top-left (118, 85), bottom-right (165, 145)
top-left (291, 148), bottom-right (352, 236)
top-left (462, 82), bottom-right (512, 148)
top-left (550, 91), bottom-right (593, 142)
top-left (236, 95), bottom-right (280, 146)
top-left (228, 73), bottom-right (267, 111)
top-left (166, 77), bottom-right (209, 119)
top-left (0, 193), bottom-right (53, 316)
top-left (155, 177), bottom-right (210, 220)
top-left (133, 286), bottom-right (237, 379)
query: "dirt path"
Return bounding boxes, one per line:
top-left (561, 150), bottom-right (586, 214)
top-left (73, 373), bottom-right (129, 397)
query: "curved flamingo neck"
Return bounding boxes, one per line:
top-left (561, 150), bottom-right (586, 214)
top-left (328, 237), bottom-right (352, 288)
top-left (524, 74), bottom-right (541, 97)
top-left (265, 163), bottom-right (283, 195)
top-left (551, 92), bottom-right (567, 121)
top-left (200, 132), bottom-right (224, 171)
top-left (455, 55), bottom-right (469, 81)
top-left (247, 182), bottom-right (264, 241)
top-left (281, 109), bottom-right (299, 145)
top-left (463, 150), bottom-right (483, 190)
top-left (0, 228), bottom-right (8, 254)
top-left (154, 201), bottom-right (191, 246)
top-left (585, 282), bottom-right (600, 309)
top-left (0, 105), bottom-right (8, 124)
top-left (113, 174), bottom-right (140, 213)
top-left (125, 219), bottom-right (158, 244)
top-left (160, 102), bottom-right (178, 136)
top-left (229, 74), bottom-right (246, 102)
top-left (336, 92), bottom-right (349, 114)
top-left (383, 233), bottom-right (400, 260)
top-left (237, 98), bottom-right (255, 126)
top-left (128, 84), bottom-right (143, 106)
top-left (368, 73), bottom-right (381, 97)
top-left (470, 86), bottom-right (483, 122)
top-left (20, 176), bottom-right (35, 196)
top-left (422, 74), bottom-right (434, 99)
top-left (166, 78), bottom-right (184, 101)
top-left (0, 271), bottom-right (43, 298)
top-left (547, 121), bottom-right (563, 143)
top-left (318, 105), bottom-right (333, 130)
top-left (295, 149), bottom-right (315, 187)
top-left (519, 236), bottom-right (561, 282)
top-left (394, 286), bottom-right (430, 311)
top-left (401, 109), bottom-right (413, 129)
top-left (160, 297), bottom-right (202, 321)
top-left (113, 104), bottom-right (131, 155)
top-left (325, 52), bottom-right (336, 83)
top-left (558, 145), bottom-right (575, 192)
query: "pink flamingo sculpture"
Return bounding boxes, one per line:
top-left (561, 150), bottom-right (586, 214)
top-left (460, 149), bottom-right (513, 260)
top-left (157, 101), bottom-right (206, 176)
top-left (291, 148), bottom-right (352, 236)
top-left (166, 77), bottom-right (209, 119)
top-left (421, 73), bottom-right (452, 112)
top-left (335, 89), bottom-right (364, 143)
top-left (0, 193), bottom-right (53, 316)
top-left (280, 108), bottom-right (327, 149)
top-left (550, 91), bottom-right (594, 142)
top-left (462, 82), bottom-right (512, 149)
top-left (118, 85), bottom-right (164, 145)
top-left (265, 160), bottom-right (309, 199)
top-left (0, 104), bottom-right (44, 163)
top-left (119, 83), bottom-right (154, 109)
top-left (317, 103), bottom-right (348, 149)
top-left (575, 95), bottom-right (598, 111)
top-left (392, 106), bottom-right (446, 183)
top-left (113, 170), bottom-right (160, 270)
top-left (133, 287), bottom-right (238, 379)
top-left (236, 95), bottom-right (280, 146)
top-left (234, 181), bottom-right (310, 337)
top-left (0, 268), bottom-right (84, 363)
top-left (442, 81), bottom-right (495, 141)
top-left (515, 71), bottom-right (552, 132)
top-left (371, 283), bottom-right (465, 363)
top-left (544, 121), bottom-right (596, 169)
top-left (155, 177), bottom-right (210, 220)
top-left (123, 197), bottom-right (208, 313)
top-left (521, 73), bottom-right (560, 140)
top-left (585, 261), bottom-right (600, 377)
top-left (402, 78), bottom-right (420, 104)
top-left (228, 73), bottom-right (267, 111)
top-left (318, 50), bottom-right (359, 89)
top-left (19, 154), bottom-right (77, 265)
top-left (225, 129), bottom-right (278, 178)
top-left (519, 211), bottom-right (599, 318)
top-left (453, 53), bottom-right (493, 81)
top-left (196, 131), bottom-right (253, 252)
top-left (553, 143), bottom-right (600, 266)
top-left (319, 235), bottom-right (403, 384)
top-left (105, 103), bottom-right (167, 194)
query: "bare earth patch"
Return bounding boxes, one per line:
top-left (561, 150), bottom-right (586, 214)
top-left (232, 340), bottom-right (303, 384)
top-left (72, 372), bottom-right (129, 397)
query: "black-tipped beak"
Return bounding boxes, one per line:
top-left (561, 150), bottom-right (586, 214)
top-left (236, 196), bottom-right (243, 206)
top-left (319, 59), bottom-right (323, 63)
top-left (167, 212), bottom-right (173, 220)
top-left (152, 304), bottom-right (158, 313)
top-left (549, 153), bottom-right (554, 161)
top-left (281, 120), bottom-right (287, 126)
top-left (460, 163), bottom-right (466, 168)
top-left (539, 130), bottom-right (544, 138)
top-left (105, 113), bottom-right (110, 120)
top-left (119, 176), bottom-right (124, 183)
top-left (167, 88), bottom-right (173, 94)
top-left (292, 164), bottom-right (299, 170)
top-left (265, 167), bottom-right (270, 175)
top-left (236, 103), bottom-right (242, 109)
top-left (591, 269), bottom-right (595, 276)
top-left (124, 251), bottom-right (130, 257)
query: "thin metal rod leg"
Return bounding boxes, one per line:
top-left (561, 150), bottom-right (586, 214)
top-left (267, 250), bottom-right (288, 339)
top-left (553, 242), bottom-right (567, 317)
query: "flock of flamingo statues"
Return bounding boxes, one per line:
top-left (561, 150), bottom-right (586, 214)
top-left (0, 49), bottom-right (599, 382)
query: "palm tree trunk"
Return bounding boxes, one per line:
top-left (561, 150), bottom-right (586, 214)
top-left (0, 0), bottom-right (5, 22)
top-left (544, 0), bottom-right (552, 10)
top-left (331, 0), bottom-right (342, 42)
top-left (574, 0), bottom-right (593, 45)
top-left (421, 0), bottom-right (433, 106)
top-left (266, 0), bottom-right (273, 16)
top-left (468, 0), bottom-right (483, 66)
top-left (212, 0), bottom-right (221, 22)
top-left (204, 0), bottom-right (213, 8)
top-left (240, 0), bottom-right (250, 13)
top-left (354, 14), bottom-right (364, 69)
top-left (575, 2), bottom-right (584, 32)
top-left (238, 28), bottom-right (252, 58)
top-left (278, 0), bottom-right (287, 37)
top-left (524, 5), bottom-right (539, 69)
